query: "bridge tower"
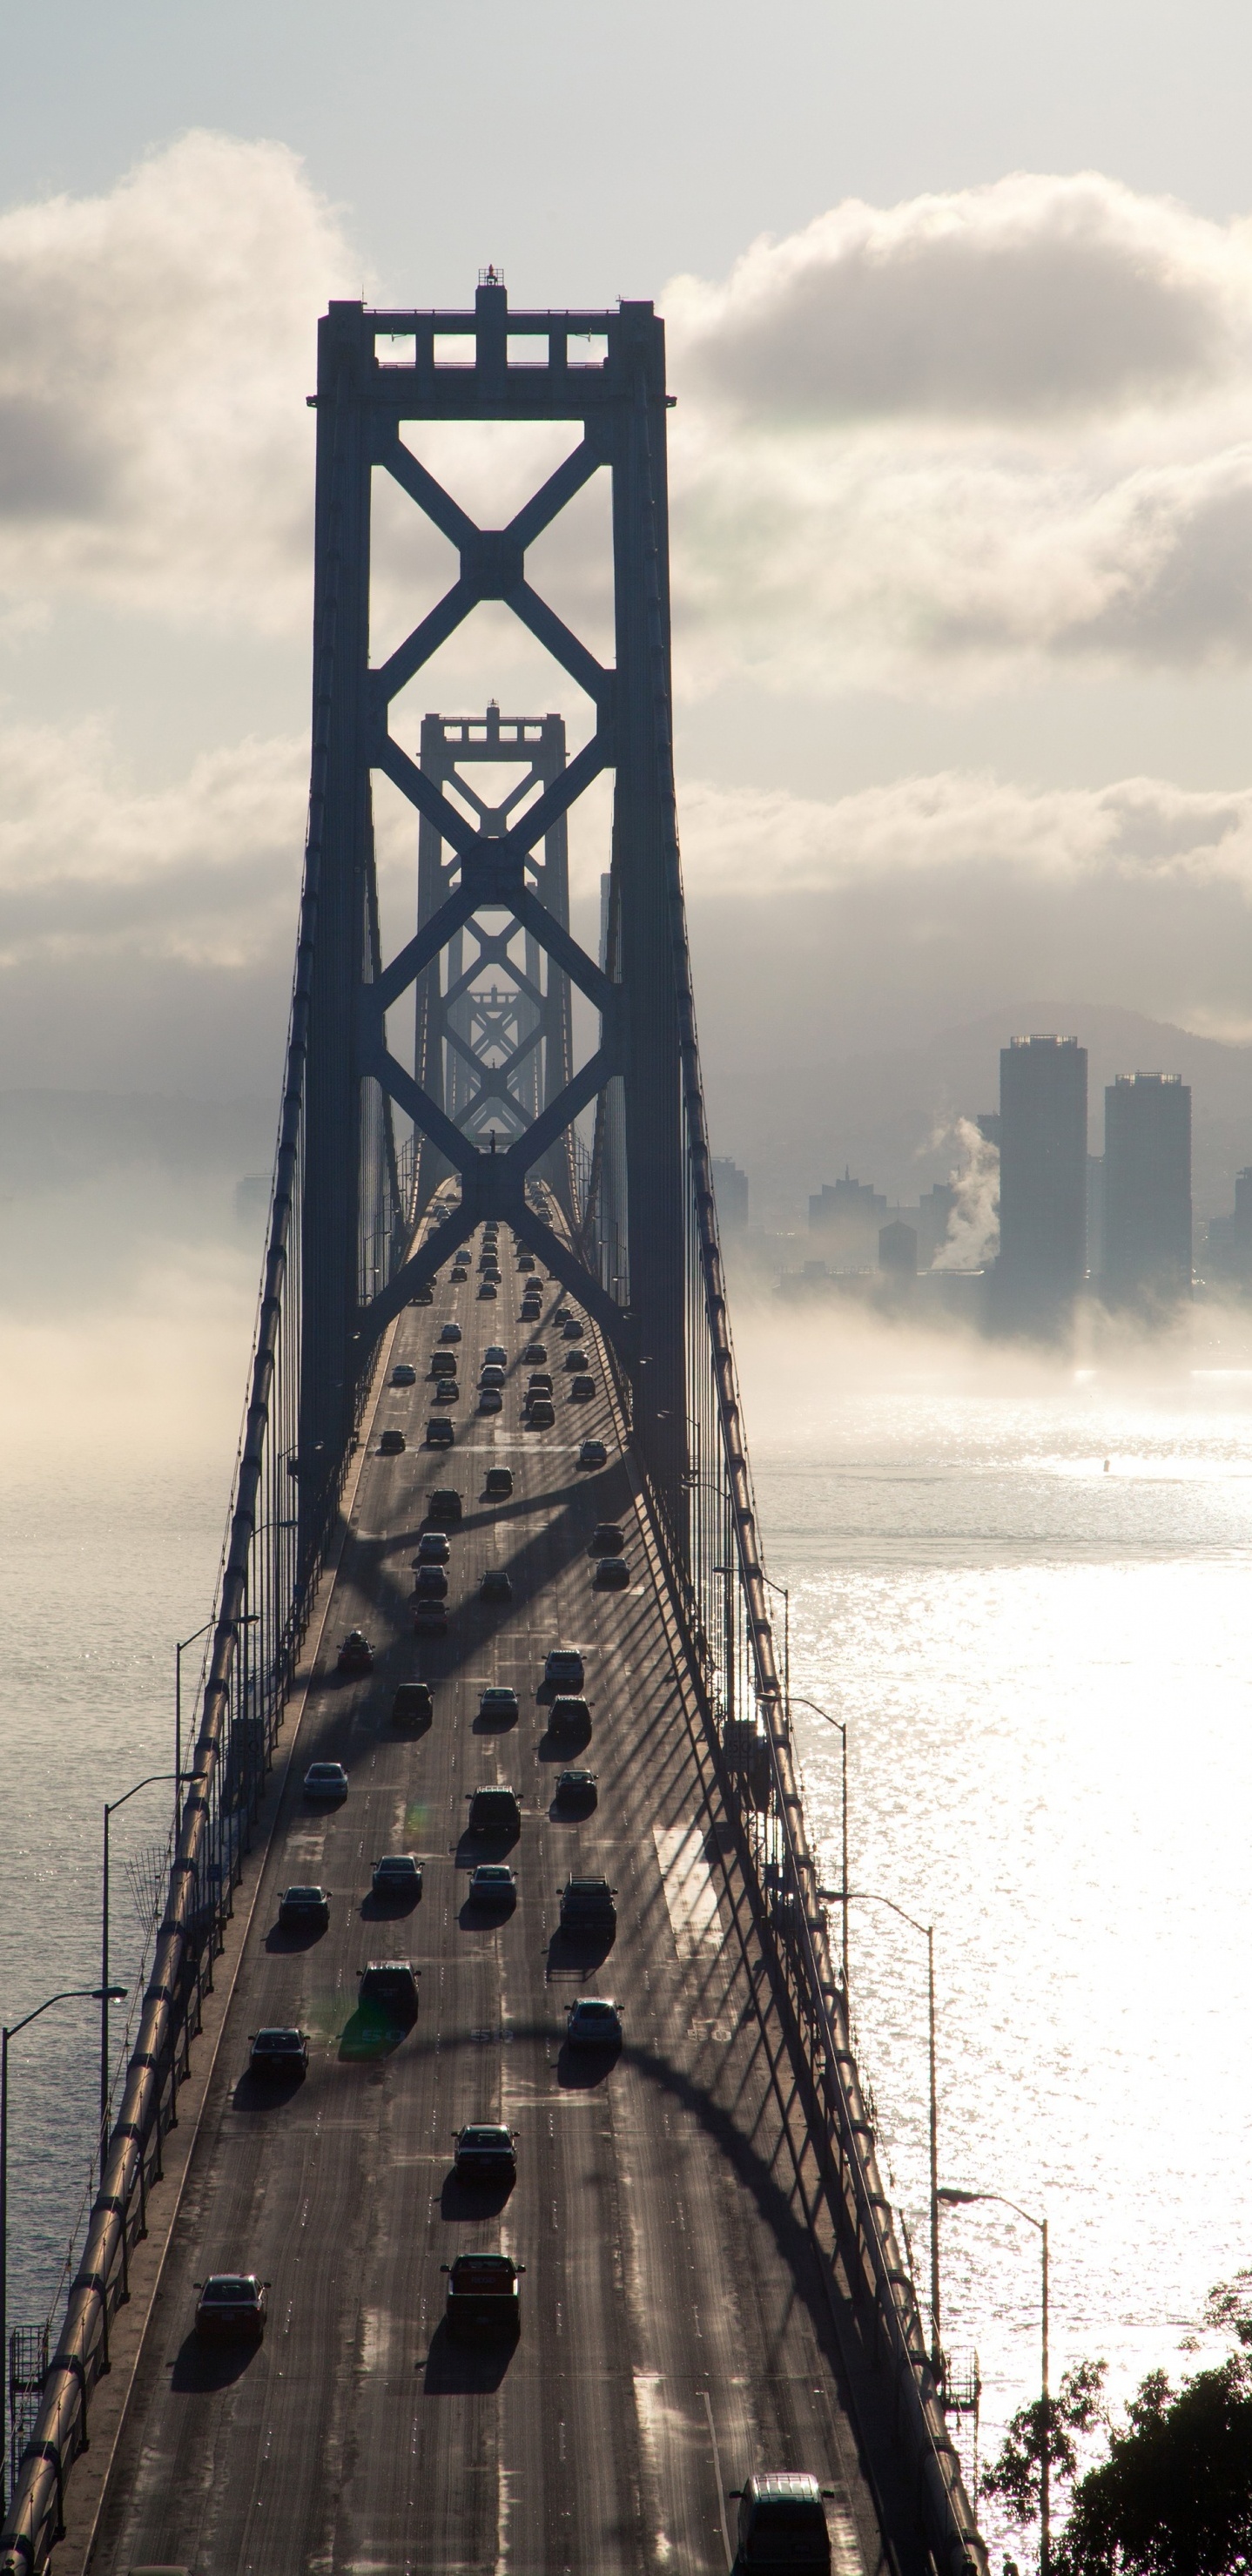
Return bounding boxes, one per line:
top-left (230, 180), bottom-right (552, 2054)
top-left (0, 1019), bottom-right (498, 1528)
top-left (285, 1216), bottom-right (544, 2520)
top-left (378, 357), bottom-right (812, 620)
top-left (298, 275), bottom-right (687, 1548)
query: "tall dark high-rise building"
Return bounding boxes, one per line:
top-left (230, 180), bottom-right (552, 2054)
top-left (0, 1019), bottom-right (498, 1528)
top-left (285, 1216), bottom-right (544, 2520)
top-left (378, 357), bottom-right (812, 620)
top-left (994, 1035), bottom-right (1087, 1333)
top-left (1102, 1072), bottom-right (1191, 1306)
top-left (712, 1156), bottom-right (749, 1236)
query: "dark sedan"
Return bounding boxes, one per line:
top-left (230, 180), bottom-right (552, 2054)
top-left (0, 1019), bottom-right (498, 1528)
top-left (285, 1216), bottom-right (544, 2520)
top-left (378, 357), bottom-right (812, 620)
top-left (452, 2122), bottom-right (517, 2184)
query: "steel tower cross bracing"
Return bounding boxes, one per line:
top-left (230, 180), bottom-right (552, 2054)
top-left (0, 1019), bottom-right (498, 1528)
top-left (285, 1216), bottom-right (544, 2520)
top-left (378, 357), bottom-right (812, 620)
top-left (300, 278), bottom-right (687, 1528)
top-left (412, 705), bottom-right (576, 1222)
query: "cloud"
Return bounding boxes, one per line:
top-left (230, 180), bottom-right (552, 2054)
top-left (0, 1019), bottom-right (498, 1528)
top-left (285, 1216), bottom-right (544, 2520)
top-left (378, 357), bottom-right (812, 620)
top-left (664, 176), bottom-right (1252, 684)
top-left (667, 175), bottom-right (1252, 424)
top-left (0, 131), bottom-right (358, 630)
top-left (676, 768), bottom-right (1252, 897)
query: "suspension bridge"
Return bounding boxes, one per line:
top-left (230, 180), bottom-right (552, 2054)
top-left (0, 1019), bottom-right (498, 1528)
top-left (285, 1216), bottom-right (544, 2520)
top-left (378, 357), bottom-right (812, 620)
top-left (1, 278), bottom-right (984, 2576)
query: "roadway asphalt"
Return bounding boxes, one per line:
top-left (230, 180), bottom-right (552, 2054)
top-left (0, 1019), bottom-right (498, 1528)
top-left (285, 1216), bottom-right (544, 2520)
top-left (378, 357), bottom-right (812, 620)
top-left (93, 1224), bottom-right (890, 2576)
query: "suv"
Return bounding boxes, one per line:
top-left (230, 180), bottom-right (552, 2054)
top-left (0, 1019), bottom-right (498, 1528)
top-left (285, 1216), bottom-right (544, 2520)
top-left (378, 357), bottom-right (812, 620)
top-left (549, 1696), bottom-right (590, 1743)
top-left (431, 1349), bottom-right (458, 1379)
top-left (442, 2251), bottom-right (523, 2340)
top-left (528, 1399), bottom-right (555, 1429)
top-left (357, 1959), bottom-right (420, 2030)
top-left (392, 1680), bottom-right (433, 1728)
top-left (427, 1489), bottom-right (462, 1524)
top-left (570, 1375), bottom-right (595, 1401)
top-left (484, 1466), bottom-right (514, 1500)
top-left (731, 2476), bottom-right (831, 2574)
top-left (544, 1647), bottom-right (585, 1693)
top-left (426, 1417), bottom-right (454, 1449)
top-left (467, 1784), bottom-right (521, 1837)
top-left (558, 1874), bottom-right (616, 1933)
top-left (453, 2122), bottom-right (516, 2184)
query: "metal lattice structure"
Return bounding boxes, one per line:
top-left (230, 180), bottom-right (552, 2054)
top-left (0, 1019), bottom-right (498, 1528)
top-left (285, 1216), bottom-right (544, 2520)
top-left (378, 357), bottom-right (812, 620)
top-left (2, 279), bottom-right (985, 2576)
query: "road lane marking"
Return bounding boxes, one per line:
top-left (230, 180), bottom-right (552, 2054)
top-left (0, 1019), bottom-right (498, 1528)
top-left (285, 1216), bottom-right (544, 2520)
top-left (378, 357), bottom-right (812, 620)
top-left (703, 2389), bottom-right (733, 2572)
top-left (653, 1826), bottom-right (724, 1959)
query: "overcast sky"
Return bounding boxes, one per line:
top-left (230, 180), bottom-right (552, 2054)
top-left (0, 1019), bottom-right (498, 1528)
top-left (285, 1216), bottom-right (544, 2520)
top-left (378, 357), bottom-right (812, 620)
top-left (3, 1), bottom-right (1252, 1197)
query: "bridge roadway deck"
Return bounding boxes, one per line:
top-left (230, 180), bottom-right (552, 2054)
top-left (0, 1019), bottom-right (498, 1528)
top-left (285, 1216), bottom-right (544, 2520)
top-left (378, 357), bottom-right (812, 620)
top-left (90, 1229), bottom-right (888, 2576)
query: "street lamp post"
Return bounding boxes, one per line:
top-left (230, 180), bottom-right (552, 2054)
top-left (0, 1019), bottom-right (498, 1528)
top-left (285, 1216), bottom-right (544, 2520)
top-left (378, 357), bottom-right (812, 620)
top-left (792, 1696), bottom-right (850, 1983)
top-left (175, 1620), bottom-right (213, 1834)
top-left (825, 1888), bottom-right (940, 2379)
top-left (101, 1775), bottom-right (184, 2160)
top-left (938, 2187), bottom-right (1050, 2573)
top-left (1, 1984), bottom-right (124, 2512)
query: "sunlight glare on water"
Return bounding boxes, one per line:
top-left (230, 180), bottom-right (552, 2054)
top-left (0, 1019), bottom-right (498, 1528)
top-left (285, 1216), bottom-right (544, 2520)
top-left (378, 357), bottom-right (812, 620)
top-left (737, 1299), bottom-right (1252, 2543)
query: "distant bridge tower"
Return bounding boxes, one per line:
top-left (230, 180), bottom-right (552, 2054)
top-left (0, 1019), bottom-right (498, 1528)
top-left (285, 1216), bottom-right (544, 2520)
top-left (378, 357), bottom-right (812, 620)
top-left (298, 275), bottom-right (688, 1550)
top-left (412, 705), bottom-right (575, 1222)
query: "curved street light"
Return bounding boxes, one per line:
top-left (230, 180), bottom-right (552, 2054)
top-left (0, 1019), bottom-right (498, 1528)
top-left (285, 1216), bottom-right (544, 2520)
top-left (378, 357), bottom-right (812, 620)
top-left (1, 1982), bottom-right (125, 2511)
top-left (938, 2187), bottom-right (1050, 2574)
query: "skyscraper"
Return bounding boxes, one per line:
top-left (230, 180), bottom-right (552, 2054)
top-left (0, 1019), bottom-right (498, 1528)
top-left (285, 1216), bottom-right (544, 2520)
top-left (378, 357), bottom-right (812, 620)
top-left (1102, 1072), bottom-right (1191, 1307)
top-left (994, 1035), bottom-right (1087, 1334)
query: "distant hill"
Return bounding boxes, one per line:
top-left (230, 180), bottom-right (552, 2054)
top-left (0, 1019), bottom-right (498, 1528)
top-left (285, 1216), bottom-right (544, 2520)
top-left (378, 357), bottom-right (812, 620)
top-left (704, 1005), bottom-right (1252, 1226)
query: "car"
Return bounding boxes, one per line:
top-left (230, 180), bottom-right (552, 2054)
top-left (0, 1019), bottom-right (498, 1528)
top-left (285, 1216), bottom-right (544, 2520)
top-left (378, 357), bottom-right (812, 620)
top-left (527, 1372), bottom-right (553, 1397)
top-left (392, 1680), bottom-right (433, 1728)
top-left (554, 1766), bottom-right (598, 1811)
top-left (478, 1388), bottom-right (502, 1415)
top-left (528, 1399), bottom-right (555, 1428)
top-left (372, 1854), bottom-right (424, 1902)
top-left (484, 1345), bottom-right (507, 1366)
top-left (195, 2274), bottom-right (267, 2342)
top-left (434, 1379), bottom-right (459, 1405)
top-left (455, 1245), bottom-right (472, 1263)
top-left (279, 1884), bottom-right (330, 1929)
top-left (731, 2475), bottom-right (832, 2575)
top-left (357, 1959), bottom-right (420, 2030)
top-left (413, 1600), bottom-right (448, 1636)
top-left (544, 1646), bottom-right (585, 1691)
top-left (479, 1365), bottom-right (506, 1389)
top-left (451, 1264), bottom-right (468, 1282)
top-left (566, 1996), bottom-right (622, 2048)
top-left (467, 1784), bottom-right (521, 1836)
top-left (594, 1556), bottom-right (629, 1590)
top-left (554, 1305), bottom-right (571, 1325)
top-left (304, 1763), bottom-right (349, 1800)
top-left (484, 1466), bottom-right (514, 1500)
top-left (549, 1695), bottom-right (591, 1742)
top-left (248, 2026), bottom-right (308, 2078)
top-left (337, 1630), bottom-right (374, 1673)
top-left (562, 1348), bottom-right (589, 1372)
top-left (558, 1874), bottom-right (616, 1932)
top-left (478, 1282), bottom-right (498, 1301)
top-left (479, 1566), bottom-right (512, 1601)
top-left (517, 1251), bottom-right (535, 1271)
top-left (426, 1419), bottom-right (455, 1449)
top-left (562, 1318), bottom-right (584, 1341)
top-left (589, 1523), bottom-right (625, 1556)
top-left (439, 1322), bottom-right (462, 1345)
top-left (414, 1564), bottom-right (448, 1599)
top-left (521, 1297), bottom-right (542, 1318)
top-left (578, 1439), bottom-right (608, 1469)
top-left (390, 1362), bottom-right (417, 1386)
top-left (452, 2122), bottom-right (516, 2184)
top-left (523, 1342), bottom-right (547, 1363)
top-left (570, 1376), bottom-right (596, 1401)
top-left (478, 1684), bottom-right (519, 1723)
top-left (427, 1488), bottom-right (462, 1523)
top-left (416, 1530), bottom-right (450, 1563)
top-left (441, 2251), bottom-right (523, 2341)
top-left (408, 1285), bottom-right (434, 1306)
top-left (431, 1350), bottom-right (458, 1379)
top-left (468, 1862), bottom-right (516, 1907)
